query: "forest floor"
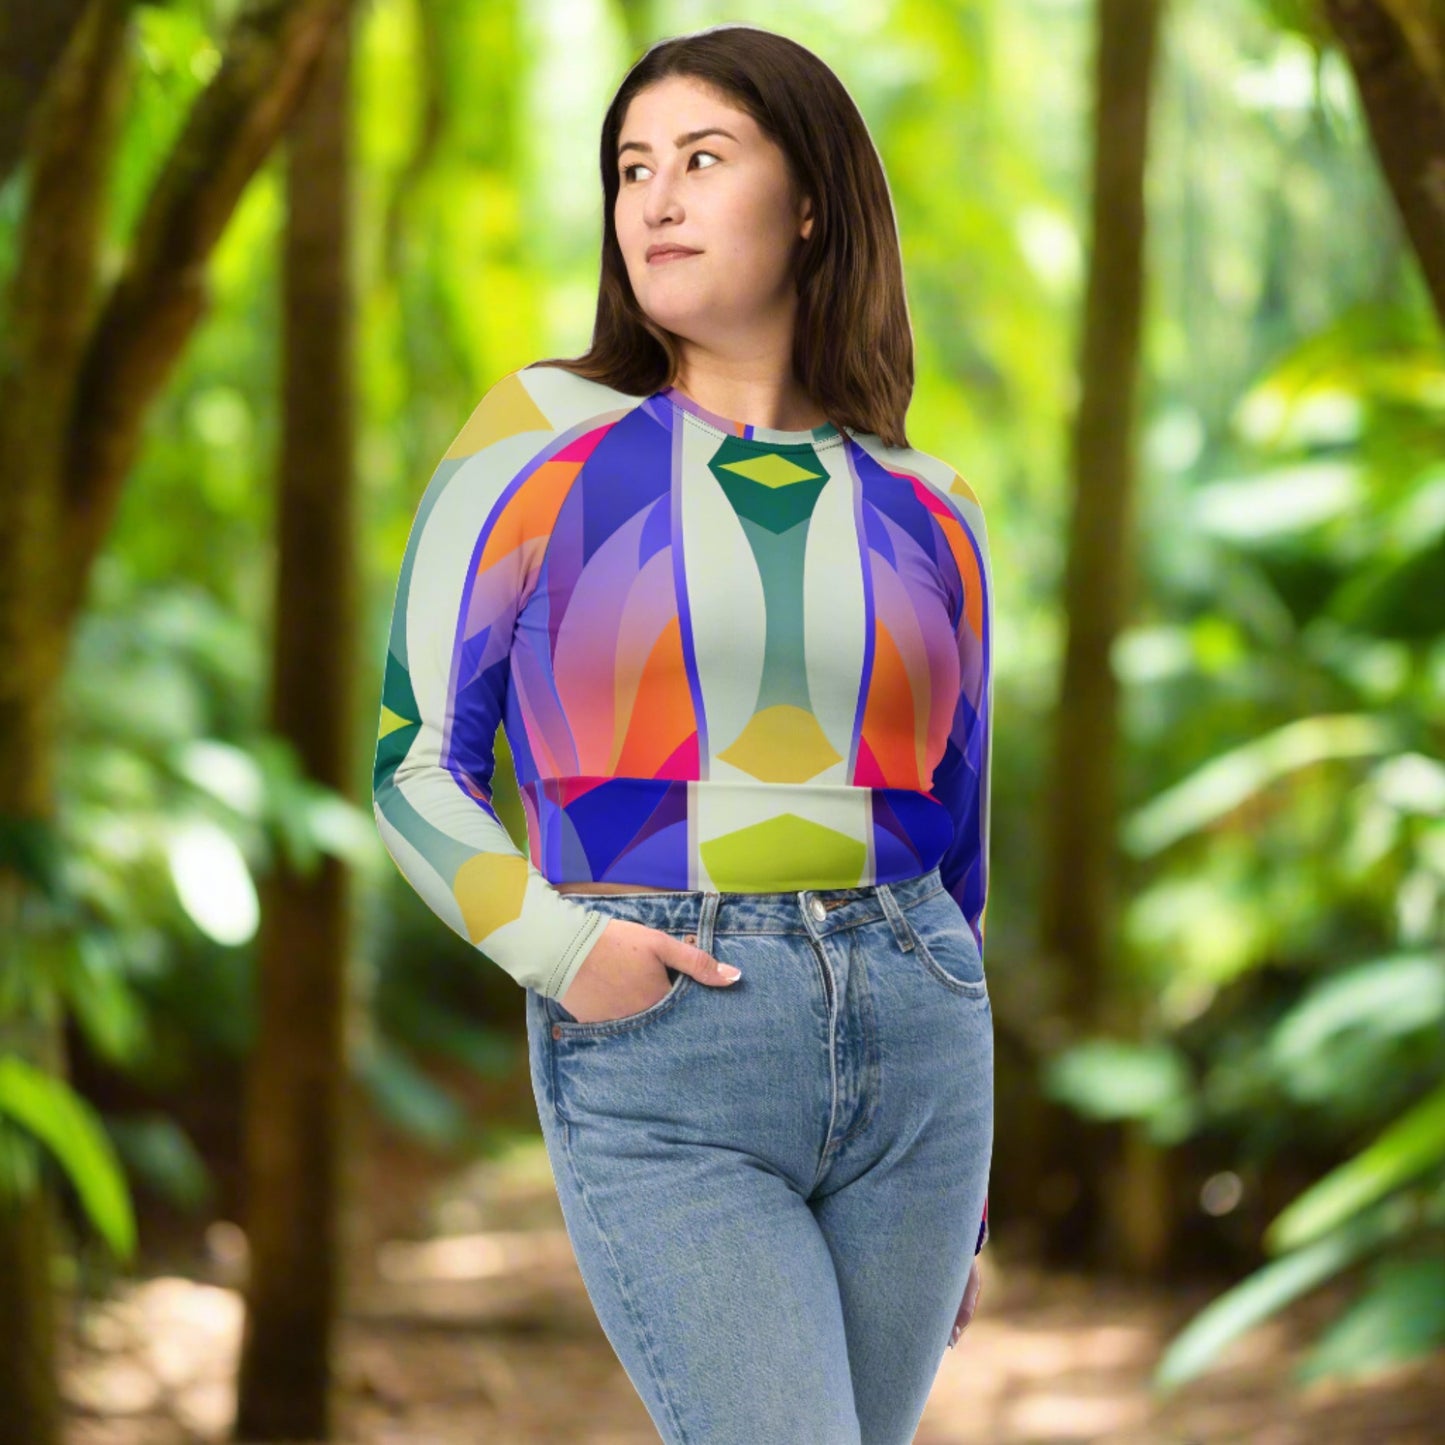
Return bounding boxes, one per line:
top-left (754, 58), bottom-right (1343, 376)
top-left (59, 1056), bottom-right (1445, 1445)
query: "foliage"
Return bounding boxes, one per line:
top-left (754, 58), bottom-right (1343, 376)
top-left (0, 0), bottom-right (1440, 1400)
top-left (1048, 293), bottom-right (1445, 1384)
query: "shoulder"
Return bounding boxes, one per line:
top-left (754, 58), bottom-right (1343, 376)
top-left (413, 365), bottom-right (656, 564)
top-left (442, 363), bottom-right (647, 466)
top-left (847, 433), bottom-right (990, 541)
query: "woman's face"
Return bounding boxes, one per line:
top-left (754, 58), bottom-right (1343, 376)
top-left (614, 75), bottom-right (814, 351)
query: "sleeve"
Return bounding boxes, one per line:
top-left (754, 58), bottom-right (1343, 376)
top-left (931, 482), bottom-right (995, 1254)
top-left (371, 368), bottom-right (611, 1001)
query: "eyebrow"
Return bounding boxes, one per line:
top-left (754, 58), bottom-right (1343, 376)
top-left (617, 127), bottom-right (740, 162)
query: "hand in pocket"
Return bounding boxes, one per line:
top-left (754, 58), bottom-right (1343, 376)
top-left (556, 918), bottom-right (741, 1024)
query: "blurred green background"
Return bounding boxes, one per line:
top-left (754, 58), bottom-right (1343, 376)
top-left (1, 0), bottom-right (1442, 1441)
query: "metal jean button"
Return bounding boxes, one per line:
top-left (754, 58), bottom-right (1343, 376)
top-left (809, 897), bottom-right (827, 921)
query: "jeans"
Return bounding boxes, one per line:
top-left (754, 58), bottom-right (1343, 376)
top-left (523, 865), bottom-right (994, 1444)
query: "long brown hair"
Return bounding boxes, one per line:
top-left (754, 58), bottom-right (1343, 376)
top-left (530, 23), bottom-right (915, 449)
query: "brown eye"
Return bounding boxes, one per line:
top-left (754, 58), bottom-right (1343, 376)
top-left (620, 151), bottom-right (719, 184)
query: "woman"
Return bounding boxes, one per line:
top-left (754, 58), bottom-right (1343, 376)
top-left (373, 24), bottom-right (995, 1444)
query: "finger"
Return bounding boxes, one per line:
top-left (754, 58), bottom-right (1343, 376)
top-left (950, 1267), bottom-right (982, 1348)
top-left (679, 932), bottom-right (741, 986)
top-left (964, 1269), bottom-right (981, 1314)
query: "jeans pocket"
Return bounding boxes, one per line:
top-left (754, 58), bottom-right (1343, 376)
top-left (900, 889), bottom-right (988, 1000)
top-left (543, 957), bottom-right (695, 1038)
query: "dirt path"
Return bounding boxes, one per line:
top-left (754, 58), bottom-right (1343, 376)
top-left (60, 1072), bottom-right (1445, 1444)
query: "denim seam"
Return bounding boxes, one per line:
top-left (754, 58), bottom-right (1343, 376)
top-left (543, 1004), bottom-right (570, 1131)
top-left (549, 974), bottom-right (693, 1039)
top-left (829, 927), bottom-right (882, 1156)
top-left (804, 930), bottom-right (841, 1198)
top-left (555, 908), bottom-right (940, 941)
top-left (898, 906), bottom-right (989, 1000)
top-left (699, 890), bottom-right (720, 960)
top-left (708, 907), bottom-right (942, 939)
top-left (875, 881), bottom-right (917, 952)
top-left (565, 880), bottom-right (946, 941)
top-left (558, 1119), bottom-right (689, 1442)
top-left (899, 884), bottom-right (948, 911)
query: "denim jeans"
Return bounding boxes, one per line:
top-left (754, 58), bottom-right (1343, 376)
top-left (523, 865), bottom-right (994, 1444)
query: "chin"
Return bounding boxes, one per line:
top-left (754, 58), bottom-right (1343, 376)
top-left (637, 297), bottom-right (713, 335)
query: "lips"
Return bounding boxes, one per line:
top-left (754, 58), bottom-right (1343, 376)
top-left (647, 245), bottom-right (701, 263)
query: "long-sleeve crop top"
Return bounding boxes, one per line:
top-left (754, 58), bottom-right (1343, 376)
top-left (373, 362), bottom-right (995, 1251)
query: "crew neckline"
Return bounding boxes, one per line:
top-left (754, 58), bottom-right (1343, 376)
top-left (658, 383), bottom-right (843, 447)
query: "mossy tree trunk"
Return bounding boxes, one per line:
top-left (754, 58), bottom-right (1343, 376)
top-left (1319, 0), bottom-right (1445, 325)
top-left (233, 10), bottom-right (357, 1438)
top-left (0, 4), bottom-right (353, 1441)
top-left (1035, 0), bottom-right (1165, 1272)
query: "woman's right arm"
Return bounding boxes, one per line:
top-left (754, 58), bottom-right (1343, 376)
top-left (370, 368), bottom-right (611, 1002)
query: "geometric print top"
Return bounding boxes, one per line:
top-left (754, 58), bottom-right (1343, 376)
top-left (371, 362), bottom-right (996, 1253)
top-left (373, 360), bottom-right (995, 1005)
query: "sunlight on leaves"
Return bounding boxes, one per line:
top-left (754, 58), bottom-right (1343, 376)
top-left (170, 739), bottom-right (265, 819)
top-left (165, 817), bottom-right (259, 947)
top-left (1192, 460), bottom-right (1362, 542)
top-left (1123, 713), bottom-right (1398, 856)
top-left (1371, 752), bottom-right (1445, 816)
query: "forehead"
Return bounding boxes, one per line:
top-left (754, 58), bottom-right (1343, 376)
top-left (620, 75), bottom-right (757, 138)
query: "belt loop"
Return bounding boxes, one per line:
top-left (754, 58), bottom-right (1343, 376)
top-left (877, 882), bottom-right (914, 952)
top-left (698, 891), bottom-right (720, 956)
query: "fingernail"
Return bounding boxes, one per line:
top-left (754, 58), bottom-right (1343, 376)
top-left (718, 964), bottom-right (741, 981)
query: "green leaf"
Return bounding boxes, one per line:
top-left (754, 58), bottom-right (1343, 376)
top-left (1268, 951), bottom-right (1445, 1103)
top-left (0, 1057), bottom-right (136, 1260)
top-left (1192, 460), bottom-right (1362, 542)
top-left (105, 1113), bottom-right (212, 1211)
top-left (1267, 1079), bottom-right (1445, 1251)
top-left (0, 814), bottom-right (67, 901)
top-left (1153, 1198), bottom-right (1408, 1392)
top-left (61, 930), bottom-right (153, 1067)
top-left (355, 1038), bottom-right (470, 1149)
top-left (1042, 1038), bottom-right (1198, 1144)
top-left (1295, 1255), bottom-right (1445, 1384)
top-left (1338, 531), bottom-right (1445, 640)
top-left (1123, 713), bottom-right (1398, 856)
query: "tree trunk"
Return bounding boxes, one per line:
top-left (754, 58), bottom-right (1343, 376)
top-left (0, 3), bottom-right (353, 1438)
top-left (1320, 0), bottom-right (1445, 327)
top-left (233, 9), bottom-right (357, 1439)
top-left (0, 6), bottom-right (133, 1439)
top-left (1035, 0), bottom-right (1165, 1271)
top-left (0, 0), bottom-right (93, 186)
top-left (57, 0), bottom-right (357, 637)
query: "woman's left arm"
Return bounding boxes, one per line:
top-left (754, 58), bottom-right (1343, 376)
top-left (929, 477), bottom-right (995, 1256)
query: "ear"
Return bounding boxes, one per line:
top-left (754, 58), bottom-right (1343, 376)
top-left (799, 193), bottom-right (814, 242)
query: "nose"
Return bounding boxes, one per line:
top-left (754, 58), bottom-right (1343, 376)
top-left (642, 168), bottom-right (685, 228)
